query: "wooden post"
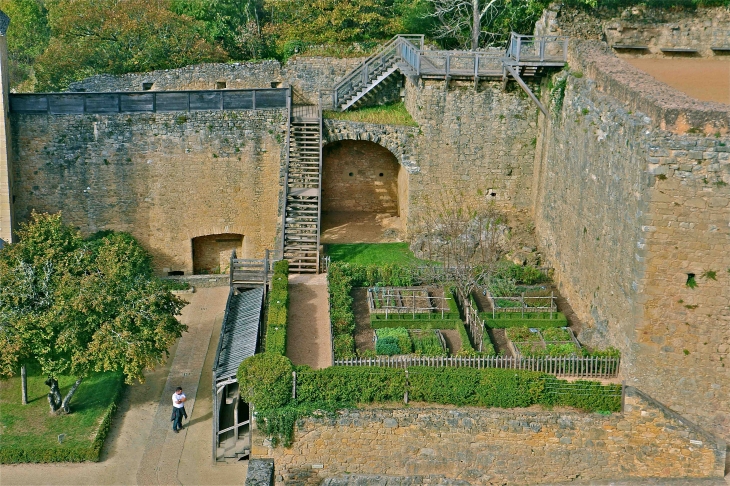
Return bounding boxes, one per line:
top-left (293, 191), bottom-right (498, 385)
top-left (404, 369), bottom-right (409, 404)
top-left (292, 371), bottom-right (297, 400)
top-left (21, 365), bottom-right (27, 405)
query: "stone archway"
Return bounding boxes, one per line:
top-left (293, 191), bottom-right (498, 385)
top-left (321, 140), bottom-right (408, 243)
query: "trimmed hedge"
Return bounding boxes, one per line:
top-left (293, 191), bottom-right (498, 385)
top-left (237, 353), bottom-right (293, 410)
top-left (295, 366), bottom-right (406, 404)
top-left (370, 316), bottom-right (463, 329)
top-left (482, 311), bottom-right (568, 329)
top-left (0, 373), bottom-right (125, 464)
top-left (265, 260), bottom-right (289, 355)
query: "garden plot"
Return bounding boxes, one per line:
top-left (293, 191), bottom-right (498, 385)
top-left (505, 326), bottom-right (582, 358)
top-left (368, 286), bottom-right (451, 317)
top-left (374, 327), bottom-right (447, 357)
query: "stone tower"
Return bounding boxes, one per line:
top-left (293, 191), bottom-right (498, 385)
top-left (0, 10), bottom-right (12, 244)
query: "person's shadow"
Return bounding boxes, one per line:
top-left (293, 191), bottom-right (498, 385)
top-left (186, 410), bottom-right (212, 427)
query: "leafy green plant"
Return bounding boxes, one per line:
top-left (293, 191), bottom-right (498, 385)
top-left (541, 327), bottom-right (572, 342)
top-left (411, 331), bottom-right (446, 357)
top-left (702, 270), bottom-right (717, 281)
top-left (375, 327), bottom-right (412, 355)
top-left (481, 311), bottom-right (568, 329)
top-left (265, 260), bottom-right (289, 355)
top-left (237, 354), bottom-right (292, 410)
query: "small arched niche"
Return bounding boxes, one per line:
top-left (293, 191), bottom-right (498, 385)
top-left (192, 233), bottom-right (243, 274)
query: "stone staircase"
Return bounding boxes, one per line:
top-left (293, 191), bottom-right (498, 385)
top-left (282, 105), bottom-right (322, 273)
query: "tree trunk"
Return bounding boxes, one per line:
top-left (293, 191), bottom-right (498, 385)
top-left (60, 377), bottom-right (83, 414)
top-left (21, 365), bottom-right (27, 405)
top-left (45, 377), bottom-right (62, 413)
top-left (472, 0), bottom-right (480, 51)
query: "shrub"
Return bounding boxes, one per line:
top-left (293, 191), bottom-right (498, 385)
top-left (333, 334), bottom-right (356, 359)
top-left (265, 261), bottom-right (289, 354)
top-left (541, 327), bottom-right (572, 342)
top-left (370, 316), bottom-right (462, 329)
top-left (296, 367), bottom-right (405, 405)
top-left (237, 354), bottom-right (293, 410)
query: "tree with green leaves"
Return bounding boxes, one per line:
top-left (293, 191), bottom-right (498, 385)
top-left (0, 213), bottom-right (187, 414)
top-left (0, 0), bottom-right (50, 90)
top-left (33, 0), bottom-right (227, 91)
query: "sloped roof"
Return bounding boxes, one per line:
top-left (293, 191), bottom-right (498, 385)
top-left (213, 286), bottom-right (264, 383)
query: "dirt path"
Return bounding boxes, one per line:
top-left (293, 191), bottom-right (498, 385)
top-left (625, 58), bottom-right (730, 104)
top-left (353, 288), bottom-right (375, 354)
top-left (0, 287), bottom-right (245, 486)
top-left (440, 329), bottom-right (462, 354)
top-left (321, 211), bottom-right (403, 243)
top-left (286, 274), bottom-right (332, 369)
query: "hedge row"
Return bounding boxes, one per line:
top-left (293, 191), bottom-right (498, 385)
top-left (481, 311), bottom-right (568, 329)
top-left (265, 260), bottom-right (289, 355)
top-left (370, 317), bottom-right (463, 329)
top-left (243, 356), bottom-right (622, 447)
top-left (0, 376), bottom-right (125, 464)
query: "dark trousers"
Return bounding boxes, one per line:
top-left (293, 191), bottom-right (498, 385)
top-left (171, 407), bottom-right (186, 431)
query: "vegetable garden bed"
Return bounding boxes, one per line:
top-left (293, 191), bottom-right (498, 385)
top-left (374, 327), bottom-right (448, 357)
top-left (506, 326), bottom-right (582, 358)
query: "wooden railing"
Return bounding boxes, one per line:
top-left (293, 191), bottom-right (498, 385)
top-left (229, 249), bottom-right (282, 288)
top-left (10, 88), bottom-right (289, 115)
top-left (506, 33), bottom-right (569, 63)
top-left (333, 355), bottom-right (620, 378)
top-left (333, 34), bottom-right (424, 107)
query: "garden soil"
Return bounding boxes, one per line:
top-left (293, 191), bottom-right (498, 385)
top-left (625, 58), bottom-right (730, 104)
top-left (0, 287), bottom-right (246, 485)
top-left (286, 273), bottom-right (333, 369)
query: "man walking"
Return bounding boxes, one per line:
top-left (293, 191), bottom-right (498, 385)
top-left (171, 386), bottom-right (187, 433)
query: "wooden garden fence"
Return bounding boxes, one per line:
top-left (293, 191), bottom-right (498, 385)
top-left (332, 355), bottom-right (620, 379)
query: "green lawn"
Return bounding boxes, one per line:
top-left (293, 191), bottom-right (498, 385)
top-left (0, 364), bottom-right (124, 463)
top-left (324, 102), bottom-right (418, 127)
top-left (325, 243), bottom-right (427, 265)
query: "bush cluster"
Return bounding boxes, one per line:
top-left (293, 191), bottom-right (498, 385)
top-left (265, 260), bottom-right (289, 355)
top-left (237, 353), bottom-right (293, 410)
top-left (295, 366), bottom-right (406, 404)
top-left (375, 328), bottom-right (412, 355)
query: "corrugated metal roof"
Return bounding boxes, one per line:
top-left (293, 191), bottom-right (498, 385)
top-left (214, 286), bottom-right (264, 383)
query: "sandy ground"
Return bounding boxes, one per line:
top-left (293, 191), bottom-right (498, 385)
top-left (286, 273), bottom-right (333, 369)
top-left (0, 287), bottom-right (246, 486)
top-left (321, 211), bottom-right (403, 243)
top-left (625, 58), bottom-right (730, 104)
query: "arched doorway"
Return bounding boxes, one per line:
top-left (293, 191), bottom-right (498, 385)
top-left (321, 140), bottom-right (407, 243)
top-left (192, 233), bottom-right (244, 274)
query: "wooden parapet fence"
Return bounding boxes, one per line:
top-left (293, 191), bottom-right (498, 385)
top-left (332, 355), bottom-right (620, 379)
top-left (9, 88), bottom-right (288, 115)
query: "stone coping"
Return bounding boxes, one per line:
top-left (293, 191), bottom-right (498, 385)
top-left (570, 40), bottom-right (730, 134)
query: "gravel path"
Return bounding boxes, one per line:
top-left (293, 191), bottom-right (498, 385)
top-left (286, 274), bottom-right (332, 369)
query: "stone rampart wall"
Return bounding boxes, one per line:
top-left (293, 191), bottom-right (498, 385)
top-left (534, 41), bottom-right (730, 440)
top-left (255, 388), bottom-right (725, 485)
top-left (10, 109), bottom-right (286, 275)
top-left (404, 78), bottom-right (538, 213)
top-left (68, 57), bottom-right (367, 107)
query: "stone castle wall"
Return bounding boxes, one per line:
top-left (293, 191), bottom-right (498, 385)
top-left (537, 5), bottom-right (730, 58)
top-left (404, 78), bottom-right (539, 213)
top-left (534, 40), bottom-right (730, 440)
top-left (10, 109), bottom-right (286, 274)
top-left (254, 388), bottom-right (726, 485)
top-left (68, 57), bottom-right (366, 108)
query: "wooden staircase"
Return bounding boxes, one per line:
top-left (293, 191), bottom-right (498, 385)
top-left (282, 105), bottom-right (322, 273)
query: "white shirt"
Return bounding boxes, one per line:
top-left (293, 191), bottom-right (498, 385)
top-left (172, 392), bottom-right (186, 408)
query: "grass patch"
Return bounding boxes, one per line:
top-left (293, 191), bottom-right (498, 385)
top-left (324, 102), bottom-right (418, 127)
top-left (0, 364), bottom-right (124, 463)
top-left (325, 243), bottom-right (426, 266)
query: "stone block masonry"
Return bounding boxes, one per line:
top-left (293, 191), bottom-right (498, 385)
top-left (11, 109), bottom-right (287, 275)
top-left (534, 40), bottom-right (730, 441)
top-left (405, 78), bottom-right (539, 213)
top-left (254, 387), bottom-right (725, 485)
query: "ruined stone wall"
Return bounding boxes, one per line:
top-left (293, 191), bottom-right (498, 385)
top-left (68, 57), bottom-right (367, 107)
top-left (534, 40), bottom-right (730, 440)
top-left (537, 4), bottom-right (730, 58)
top-left (404, 78), bottom-right (539, 213)
top-left (322, 140), bottom-right (401, 214)
top-left (11, 109), bottom-right (286, 275)
top-left (254, 388), bottom-right (725, 485)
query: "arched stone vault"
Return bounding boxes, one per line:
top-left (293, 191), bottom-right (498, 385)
top-left (322, 119), bottom-right (420, 174)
